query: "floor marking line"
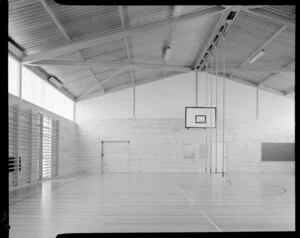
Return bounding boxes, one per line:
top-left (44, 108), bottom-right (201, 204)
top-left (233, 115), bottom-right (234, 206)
top-left (166, 175), bottom-right (194, 205)
top-left (201, 210), bottom-right (222, 232)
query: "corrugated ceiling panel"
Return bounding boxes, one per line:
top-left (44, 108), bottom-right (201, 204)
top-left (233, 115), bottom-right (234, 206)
top-left (131, 25), bottom-right (170, 64)
top-left (9, 0), bottom-right (69, 55)
top-left (262, 5), bottom-right (295, 19)
top-left (102, 71), bottom-right (132, 89)
top-left (47, 1), bottom-right (122, 42)
top-left (127, 6), bottom-right (174, 28)
top-left (253, 26), bottom-right (295, 67)
top-left (168, 13), bottom-right (220, 67)
top-left (223, 10), bottom-right (284, 66)
top-left (56, 52), bottom-right (82, 61)
top-left (79, 39), bottom-right (127, 61)
top-left (181, 5), bottom-right (214, 15)
top-left (69, 81), bottom-right (99, 98)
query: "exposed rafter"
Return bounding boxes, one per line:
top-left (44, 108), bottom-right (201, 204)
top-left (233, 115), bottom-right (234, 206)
top-left (209, 66), bottom-right (293, 73)
top-left (76, 68), bottom-right (126, 101)
top-left (229, 75), bottom-right (291, 99)
top-left (162, 6), bottom-right (182, 76)
top-left (26, 59), bottom-right (192, 72)
top-left (79, 72), bottom-right (183, 101)
top-left (38, 0), bottom-right (103, 91)
top-left (118, 6), bottom-right (136, 90)
top-left (242, 7), bottom-right (295, 28)
top-left (283, 87), bottom-right (295, 95)
top-left (22, 5), bottom-right (227, 63)
top-left (26, 59), bottom-right (293, 73)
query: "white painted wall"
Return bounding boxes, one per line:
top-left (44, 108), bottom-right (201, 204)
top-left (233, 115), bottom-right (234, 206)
top-left (9, 94), bottom-right (78, 177)
top-left (75, 72), bottom-right (295, 174)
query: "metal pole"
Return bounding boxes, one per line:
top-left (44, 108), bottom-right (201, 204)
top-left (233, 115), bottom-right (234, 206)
top-left (222, 35), bottom-right (226, 177)
top-left (210, 55), bottom-right (213, 174)
top-left (215, 47), bottom-right (218, 174)
top-left (195, 70), bottom-right (198, 107)
top-left (205, 63), bottom-right (208, 173)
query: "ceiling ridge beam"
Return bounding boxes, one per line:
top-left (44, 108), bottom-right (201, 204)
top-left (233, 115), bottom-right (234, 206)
top-left (193, 6), bottom-right (243, 70)
top-left (38, 0), bottom-right (103, 91)
top-left (22, 5), bottom-right (227, 63)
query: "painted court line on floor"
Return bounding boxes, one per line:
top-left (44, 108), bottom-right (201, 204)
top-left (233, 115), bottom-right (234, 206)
top-left (201, 210), bottom-right (222, 232)
top-left (166, 175), bottom-right (195, 205)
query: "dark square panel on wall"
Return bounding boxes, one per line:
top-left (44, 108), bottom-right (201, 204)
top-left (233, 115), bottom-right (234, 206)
top-left (262, 143), bottom-right (295, 161)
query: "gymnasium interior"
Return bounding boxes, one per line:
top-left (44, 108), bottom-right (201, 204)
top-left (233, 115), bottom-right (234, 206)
top-left (6, 2), bottom-right (295, 237)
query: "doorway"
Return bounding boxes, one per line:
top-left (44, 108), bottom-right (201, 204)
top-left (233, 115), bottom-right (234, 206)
top-left (101, 141), bottom-right (130, 173)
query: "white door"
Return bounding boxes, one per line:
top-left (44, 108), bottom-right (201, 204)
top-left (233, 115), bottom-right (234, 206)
top-left (211, 142), bottom-right (227, 173)
top-left (101, 141), bottom-right (130, 173)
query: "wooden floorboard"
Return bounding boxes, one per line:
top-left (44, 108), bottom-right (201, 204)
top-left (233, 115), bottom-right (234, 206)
top-left (9, 172), bottom-right (295, 237)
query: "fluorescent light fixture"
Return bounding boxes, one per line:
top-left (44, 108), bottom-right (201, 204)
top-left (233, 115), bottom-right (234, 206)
top-left (49, 76), bottom-right (63, 88)
top-left (249, 50), bottom-right (265, 64)
top-left (164, 46), bottom-right (171, 62)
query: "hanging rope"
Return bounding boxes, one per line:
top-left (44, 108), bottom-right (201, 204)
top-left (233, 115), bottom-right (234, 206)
top-left (210, 55), bottom-right (213, 174)
top-left (205, 62), bottom-right (208, 173)
top-left (222, 35), bottom-right (226, 178)
top-left (215, 46), bottom-right (218, 174)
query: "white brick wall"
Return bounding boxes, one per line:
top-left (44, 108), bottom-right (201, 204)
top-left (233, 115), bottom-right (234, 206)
top-left (75, 72), bottom-right (295, 174)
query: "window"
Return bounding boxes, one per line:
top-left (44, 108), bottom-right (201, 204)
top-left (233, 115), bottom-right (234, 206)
top-left (21, 65), bottom-right (74, 121)
top-left (8, 54), bottom-right (20, 96)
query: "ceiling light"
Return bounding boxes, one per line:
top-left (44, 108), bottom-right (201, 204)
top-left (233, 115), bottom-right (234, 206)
top-left (49, 76), bottom-right (63, 88)
top-left (249, 50), bottom-right (265, 64)
top-left (164, 46), bottom-right (171, 62)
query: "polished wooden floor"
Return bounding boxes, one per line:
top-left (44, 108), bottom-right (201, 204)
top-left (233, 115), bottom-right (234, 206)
top-left (9, 172), bottom-right (295, 237)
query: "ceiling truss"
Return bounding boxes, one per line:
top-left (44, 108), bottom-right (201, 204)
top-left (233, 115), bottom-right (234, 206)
top-left (9, 4), bottom-right (294, 101)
